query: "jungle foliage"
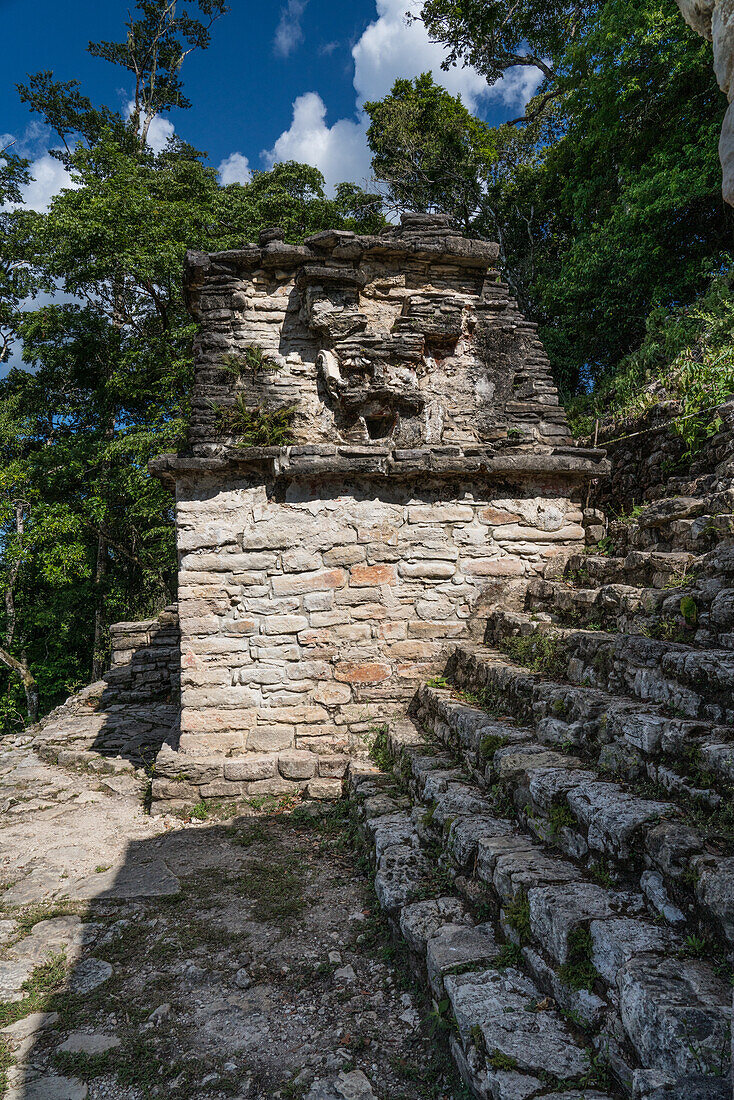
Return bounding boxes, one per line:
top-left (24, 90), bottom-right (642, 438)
top-left (0, 0), bottom-right (382, 731)
top-left (369, 0), bottom-right (734, 394)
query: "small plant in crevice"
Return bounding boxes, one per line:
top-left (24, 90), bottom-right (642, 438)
top-left (0, 950), bottom-right (68, 1029)
top-left (454, 686), bottom-right (505, 717)
top-left (491, 942), bottom-right (523, 970)
top-left (548, 803), bottom-right (575, 836)
top-left (216, 394), bottom-right (296, 447)
top-left (587, 534), bottom-right (614, 556)
top-left (486, 1048), bottom-right (518, 1071)
top-left (680, 742), bottom-right (718, 792)
top-left (488, 781), bottom-right (517, 820)
top-left (504, 892), bottom-right (531, 945)
top-left (679, 933), bottom-right (708, 958)
top-left (221, 345), bottom-right (281, 377)
top-left (480, 732), bottom-right (509, 761)
top-left (426, 996), bottom-right (455, 1038)
top-left (426, 675), bottom-right (450, 689)
top-left (559, 927), bottom-right (599, 992)
top-left (643, 616), bottom-right (690, 643)
top-left (422, 800), bottom-right (437, 828)
top-left (500, 632), bottom-right (568, 680)
top-left (614, 502), bottom-right (647, 526)
top-left (588, 858), bottom-right (614, 888)
top-left (679, 594), bottom-right (698, 626)
top-left (368, 725), bottom-right (391, 771)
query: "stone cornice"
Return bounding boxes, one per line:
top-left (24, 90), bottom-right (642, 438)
top-left (150, 443), bottom-right (609, 488)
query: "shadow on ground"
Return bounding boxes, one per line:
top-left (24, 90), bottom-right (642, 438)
top-left (0, 793), bottom-right (468, 1100)
top-left (28, 673), bottom-right (178, 777)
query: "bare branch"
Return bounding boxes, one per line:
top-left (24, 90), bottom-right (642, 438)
top-left (507, 88), bottom-right (563, 126)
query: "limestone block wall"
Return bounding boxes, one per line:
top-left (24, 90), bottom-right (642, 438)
top-left (165, 473), bottom-right (585, 802)
top-left (103, 607), bottom-right (181, 705)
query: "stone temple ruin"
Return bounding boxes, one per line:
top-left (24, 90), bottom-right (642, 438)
top-left (148, 213), bottom-right (607, 807)
top-left (27, 213), bottom-right (734, 1098)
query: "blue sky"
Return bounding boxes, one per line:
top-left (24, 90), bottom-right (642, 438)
top-left (2, 0), bottom-right (541, 203)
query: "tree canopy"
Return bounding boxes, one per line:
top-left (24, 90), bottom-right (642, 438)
top-left (0, 0), bottom-right (383, 732)
top-left (364, 73), bottom-right (496, 230)
top-left (366, 0), bottom-right (733, 393)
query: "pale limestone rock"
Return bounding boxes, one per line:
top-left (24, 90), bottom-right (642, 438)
top-left (677, 0), bottom-right (715, 38)
top-left (677, 0), bottom-right (734, 203)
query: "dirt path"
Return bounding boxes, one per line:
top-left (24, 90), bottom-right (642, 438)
top-left (0, 734), bottom-right (467, 1100)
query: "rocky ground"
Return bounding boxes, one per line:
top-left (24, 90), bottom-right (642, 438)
top-left (0, 735), bottom-right (468, 1100)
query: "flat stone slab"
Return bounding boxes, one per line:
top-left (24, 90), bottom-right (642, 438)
top-left (57, 1032), bottom-right (121, 1054)
top-left (306, 1070), bottom-right (377, 1099)
top-left (528, 881), bottom-right (617, 965)
top-left (426, 923), bottom-right (498, 995)
top-left (0, 1012), bottom-right (59, 1042)
top-left (0, 917), bottom-right (90, 1000)
top-left (618, 955), bottom-right (731, 1079)
top-left (590, 917), bottom-right (673, 985)
top-left (66, 958), bottom-right (113, 995)
top-left (445, 966), bottom-right (589, 1081)
top-left (646, 1079), bottom-right (732, 1100)
top-left (374, 843), bottom-right (431, 913)
top-left (366, 813), bottom-right (417, 860)
top-left (399, 897), bottom-right (473, 955)
top-left (446, 815), bottom-right (513, 870)
top-left (68, 858), bottom-right (180, 899)
top-left (6, 1075), bottom-right (87, 1100)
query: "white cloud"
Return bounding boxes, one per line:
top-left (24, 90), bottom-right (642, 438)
top-left (2, 124), bottom-right (75, 214)
top-left (144, 114), bottom-right (176, 154)
top-left (21, 154), bottom-right (75, 213)
top-left (352, 0), bottom-right (489, 111)
top-left (492, 65), bottom-right (546, 109)
top-left (125, 101), bottom-right (175, 155)
top-left (263, 92), bottom-right (372, 195)
top-left (274, 0), bottom-right (308, 58)
top-left (218, 152), bottom-right (253, 186)
top-left (264, 0), bottom-right (544, 194)
top-left (2, 121), bottom-right (49, 160)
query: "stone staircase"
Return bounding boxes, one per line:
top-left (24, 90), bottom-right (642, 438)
top-left (349, 483), bottom-right (734, 1099)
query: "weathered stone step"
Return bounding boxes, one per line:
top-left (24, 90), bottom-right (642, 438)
top-left (351, 721), bottom-right (732, 1097)
top-left (348, 760), bottom-right (619, 1100)
top-left (444, 642), bottom-right (734, 946)
top-left (442, 644), bottom-right (734, 800)
top-left (526, 574), bottom-right (734, 651)
top-left (413, 673), bottom-right (734, 950)
top-left (565, 550), bottom-right (701, 591)
top-left (486, 609), bottom-right (734, 725)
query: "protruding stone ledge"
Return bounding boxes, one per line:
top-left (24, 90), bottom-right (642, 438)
top-left (150, 444), bottom-right (610, 489)
top-left (183, 218), bottom-right (501, 293)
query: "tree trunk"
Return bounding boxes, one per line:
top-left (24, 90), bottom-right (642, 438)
top-left (0, 646), bottom-right (39, 724)
top-left (91, 526), bottom-right (108, 681)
